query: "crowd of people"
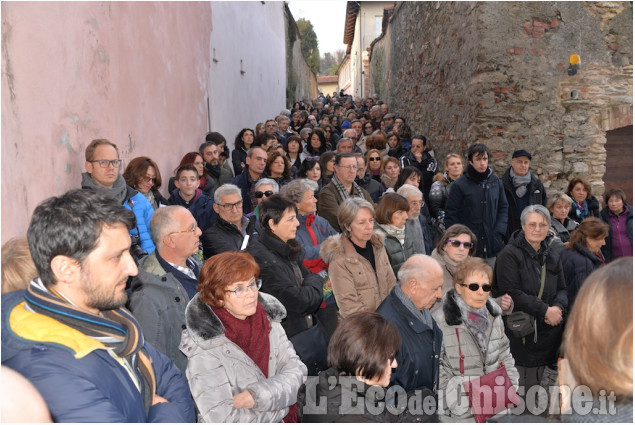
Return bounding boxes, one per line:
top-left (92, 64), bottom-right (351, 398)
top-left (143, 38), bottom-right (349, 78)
top-left (1, 93), bottom-right (632, 423)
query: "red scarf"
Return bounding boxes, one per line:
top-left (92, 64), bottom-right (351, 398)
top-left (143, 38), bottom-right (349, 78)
top-left (302, 214), bottom-right (329, 273)
top-left (212, 302), bottom-right (271, 377)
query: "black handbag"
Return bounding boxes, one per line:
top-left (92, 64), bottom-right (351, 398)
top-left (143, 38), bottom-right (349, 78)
top-left (505, 263), bottom-right (546, 342)
top-left (289, 319), bottom-right (329, 376)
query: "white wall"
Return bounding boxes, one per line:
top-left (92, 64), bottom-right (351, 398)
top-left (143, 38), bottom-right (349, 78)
top-left (209, 1), bottom-right (287, 149)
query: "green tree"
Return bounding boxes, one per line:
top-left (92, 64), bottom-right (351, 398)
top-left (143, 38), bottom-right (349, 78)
top-left (297, 18), bottom-right (320, 74)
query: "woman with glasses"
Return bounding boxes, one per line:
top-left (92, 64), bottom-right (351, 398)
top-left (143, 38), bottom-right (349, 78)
top-left (365, 149), bottom-right (383, 183)
top-left (247, 195), bottom-right (326, 375)
top-left (123, 156), bottom-right (167, 210)
top-left (180, 251), bottom-right (306, 423)
top-left (167, 152), bottom-right (214, 198)
top-left (362, 121), bottom-right (374, 137)
top-left (433, 257), bottom-right (519, 421)
top-left (495, 204), bottom-right (568, 389)
top-left (430, 224), bottom-right (512, 314)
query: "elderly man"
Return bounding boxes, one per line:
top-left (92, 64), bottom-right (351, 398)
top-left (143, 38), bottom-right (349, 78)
top-left (229, 146), bottom-right (268, 214)
top-left (1, 190), bottom-right (195, 422)
top-left (502, 149), bottom-right (547, 242)
top-left (376, 254), bottom-right (444, 393)
top-left (317, 153), bottom-right (373, 232)
top-left (128, 206), bottom-right (202, 374)
top-left (81, 138), bottom-right (155, 256)
top-left (335, 138), bottom-right (354, 153)
top-left (201, 183), bottom-right (260, 259)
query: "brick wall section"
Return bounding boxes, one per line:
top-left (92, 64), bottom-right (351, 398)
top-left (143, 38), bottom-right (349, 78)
top-left (370, 1), bottom-right (632, 198)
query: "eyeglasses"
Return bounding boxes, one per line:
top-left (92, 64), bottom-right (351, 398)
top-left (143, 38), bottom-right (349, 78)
top-left (526, 222), bottom-right (549, 230)
top-left (255, 190), bottom-right (274, 199)
top-left (446, 239), bottom-right (474, 249)
top-left (336, 165), bottom-right (358, 171)
top-left (409, 200), bottom-right (423, 208)
top-left (169, 224), bottom-right (198, 236)
top-left (459, 283), bottom-right (492, 292)
top-left (140, 176), bottom-right (156, 184)
top-left (224, 278), bottom-right (262, 298)
top-left (89, 159), bottom-right (122, 168)
top-left (219, 200), bottom-right (243, 211)
top-left (369, 157), bottom-right (381, 161)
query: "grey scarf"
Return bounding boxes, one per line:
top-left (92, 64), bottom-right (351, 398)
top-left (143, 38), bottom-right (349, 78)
top-left (378, 223), bottom-right (406, 246)
top-left (509, 168), bottom-right (531, 198)
top-left (331, 174), bottom-right (365, 201)
top-left (395, 283), bottom-right (434, 328)
top-left (143, 190), bottom-right (157, 210)
top-left (81, 172), bottom-right (129, 205)
top-left (454, 291), bottom-right (490, 360)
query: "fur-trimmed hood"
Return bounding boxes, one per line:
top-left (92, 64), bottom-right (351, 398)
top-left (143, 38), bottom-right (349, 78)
top-left (438, 289), bottom-right (501, 326)
top-left (319, 231), bottom-right (385, 264)
top-left (183, 292), bottom-right (286, 348)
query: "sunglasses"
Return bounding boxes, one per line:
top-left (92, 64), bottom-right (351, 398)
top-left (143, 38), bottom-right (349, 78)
top-left (446, 239), bottom-right (474, 249)
top-left (255, 190), bottom-right (274, 199)
top-left (459, 283), bottom-right (492, 292)
top-left (369, 157), bottom-right (381, 161)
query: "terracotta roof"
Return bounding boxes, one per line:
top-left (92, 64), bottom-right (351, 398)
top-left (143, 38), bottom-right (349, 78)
top-left (343, 1), bottom-right (360, 51)
top-left (318, 75), bottom-right (339, 84)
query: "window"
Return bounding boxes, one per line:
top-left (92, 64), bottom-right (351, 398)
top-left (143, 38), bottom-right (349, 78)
top-left (375, 16), bottom-right (382, 37)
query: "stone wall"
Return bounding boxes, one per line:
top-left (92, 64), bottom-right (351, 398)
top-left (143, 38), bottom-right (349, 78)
top-left (285, 5), bottom-right (318, 107)
top-left (370, 1), bottom-right (632, 197)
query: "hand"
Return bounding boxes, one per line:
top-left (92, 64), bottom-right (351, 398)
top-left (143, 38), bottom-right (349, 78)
top-left (152, 394), bottom-right (169, 405)
top-left (499, 294), bottom-right (512, 311)
top-left (545, 306), bottom-right (563, 326)
top-left (414, 152), bottom-right (423, 161)
top-left (233, 390), bottom-right (255, 409)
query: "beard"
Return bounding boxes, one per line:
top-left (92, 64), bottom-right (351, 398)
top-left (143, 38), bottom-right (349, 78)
top-left (80, 267), bottom-right (128, 311)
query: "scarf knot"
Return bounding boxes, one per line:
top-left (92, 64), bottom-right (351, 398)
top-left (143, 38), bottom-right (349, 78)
top-left (509, 168), bottom-right (531, 198)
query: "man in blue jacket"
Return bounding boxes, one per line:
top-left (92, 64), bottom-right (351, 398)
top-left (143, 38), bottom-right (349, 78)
top-left (376, 254), bottom-right (444, 395)
top-left (1, 189), bottom-right (195, 423)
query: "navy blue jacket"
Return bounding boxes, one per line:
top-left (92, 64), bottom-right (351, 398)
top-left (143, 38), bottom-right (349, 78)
top-left (167, 188), bottom-right (217, 232)
top-left (229, 167), bottom-right (266, 215)
top-left (560, 243), bottom-right (604, 308)
top-left (445, 166), bottom-right (508, 258)
top-left (501, 167), bottom-right (547, 243)
top-left (1, 290), bottom-right (196, 423)
top-left (376, 287), bottom-right (442, 394)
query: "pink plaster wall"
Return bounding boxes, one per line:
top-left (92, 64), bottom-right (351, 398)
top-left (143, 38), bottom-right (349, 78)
top-left (1, 1), bottom-right (213, 243)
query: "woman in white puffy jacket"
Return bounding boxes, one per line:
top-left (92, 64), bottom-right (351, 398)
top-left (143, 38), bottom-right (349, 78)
top-left (179, 251), bottom-right (306, 423)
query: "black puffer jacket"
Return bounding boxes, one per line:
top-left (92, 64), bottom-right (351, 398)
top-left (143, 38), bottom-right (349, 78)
top-left (494, 230), bottom-right (568, 367)
top-left (247, 231), bottom-right (323, 338)
top-left (201, 215), bottom-right (260, 260)
top-left (560, 243), bottom-right (604, 308)
top-left (501, 168), bottom-right (547, 243)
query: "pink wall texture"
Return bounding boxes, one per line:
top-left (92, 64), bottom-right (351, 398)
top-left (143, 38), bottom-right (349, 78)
top-left (1, 2), bottom-right (213, 243)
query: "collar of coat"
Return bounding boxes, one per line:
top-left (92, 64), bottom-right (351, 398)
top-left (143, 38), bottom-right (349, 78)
top-left (440, 289), bottom-right (501, 326)
top-left (319, 231), bottom-right (385, 264)
top-left (185, 292), bottom-right (286, 342)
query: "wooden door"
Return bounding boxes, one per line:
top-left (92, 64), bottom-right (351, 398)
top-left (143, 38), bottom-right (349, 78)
top-left (604, 125), bottom-right (633, 205)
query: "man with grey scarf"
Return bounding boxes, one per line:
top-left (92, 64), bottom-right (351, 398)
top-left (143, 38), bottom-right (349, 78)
top-left (502, 149), bottom-right (546, 243)
top-left (81, 139), bottom-right (156, 255)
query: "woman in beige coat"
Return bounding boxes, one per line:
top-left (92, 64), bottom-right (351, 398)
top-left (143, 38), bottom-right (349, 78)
top-left (320, 198), bottom-right (396, 320)
top-left (179, 252), bottom-right (306, 423)
top-left (432, 257), bottom-right (519, 422)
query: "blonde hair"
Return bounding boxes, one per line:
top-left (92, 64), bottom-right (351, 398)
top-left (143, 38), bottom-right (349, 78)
top-left (562, 257), bottom-right (633, 399)
top-left (1, 238), bottom-right (37, 294)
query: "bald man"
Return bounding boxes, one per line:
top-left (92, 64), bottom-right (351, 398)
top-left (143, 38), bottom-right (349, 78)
top-left (376, 254), bottom-right (444, 394)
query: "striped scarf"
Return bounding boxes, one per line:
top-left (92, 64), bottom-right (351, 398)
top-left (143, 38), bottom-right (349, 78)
top-left (331, 174), bottom-right (364, 201)
top-left (24, 279), bottom-right (156, 413)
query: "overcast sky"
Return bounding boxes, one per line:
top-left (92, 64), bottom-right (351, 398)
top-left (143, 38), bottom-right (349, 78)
top-left (287, 0), bottom-right (348, 55)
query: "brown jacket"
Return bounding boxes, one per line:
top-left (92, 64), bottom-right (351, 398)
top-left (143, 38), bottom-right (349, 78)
top-left (317, 182), bottom-right (373, 232)
top-left (320, 232), bottom-right (396, 321)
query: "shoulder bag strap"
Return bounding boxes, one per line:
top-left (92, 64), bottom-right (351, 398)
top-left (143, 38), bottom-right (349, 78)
top-left (538, 262), bottom-right (547, 300)
top-left (455, 328), bottom-right (464, 375)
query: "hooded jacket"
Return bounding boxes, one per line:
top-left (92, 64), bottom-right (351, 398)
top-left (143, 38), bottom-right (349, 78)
top-left (179, 292), bottom-right (306, 423)
top-left (445, 166), bottom-right (508, 258)
top-left (321, 232), bottom-right (396, 320)
top-left (1, 290), bottom-right (195, 423)
top-left (432, 290), bottom-right (519, 420)
top-left (494, 230), bottom-right (568, 367)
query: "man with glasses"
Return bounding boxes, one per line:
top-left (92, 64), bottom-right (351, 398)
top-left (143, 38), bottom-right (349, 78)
top-left (201, 184), bottom-right (260, 260)
top-left (354, 153), bottom-right (384, 203)
top-left (376, 254), bottom-right (444, 394)
top-left (128, 206), bottom-right (202, 374)
top-left (81, 138), bottom-right (155, 257)
top-left (317, 153), bottom-right (373, 232)
top-left (229, 147), bottom-right (268, 214)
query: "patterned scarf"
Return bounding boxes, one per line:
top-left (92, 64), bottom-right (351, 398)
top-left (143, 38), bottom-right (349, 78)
top-left (331, 174), bottom-right (364, 202)
top-left (573, 199), bottom-right (590, 221)
top-left (454, 291), bottom-right (490, 360)
top-left (24, 279), bottom-right (156, 413)
top-left (378, 223), bottom-right (406, 246)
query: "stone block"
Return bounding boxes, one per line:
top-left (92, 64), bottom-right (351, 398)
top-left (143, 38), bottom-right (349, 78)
top-left (572, 162), bottom-right (589, 173)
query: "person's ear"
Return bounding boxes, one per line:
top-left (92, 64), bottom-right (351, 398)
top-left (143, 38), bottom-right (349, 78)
top-left (50, 255), bottom-right (80, 285)
top-left (174, 178), bottom-right (181, 190)
top-left (163, 233), bottom-right (176, 249)
top-left (213, 203), bottom-right (220, 214)
top-left (85, 161), bottom-right (94, 174)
